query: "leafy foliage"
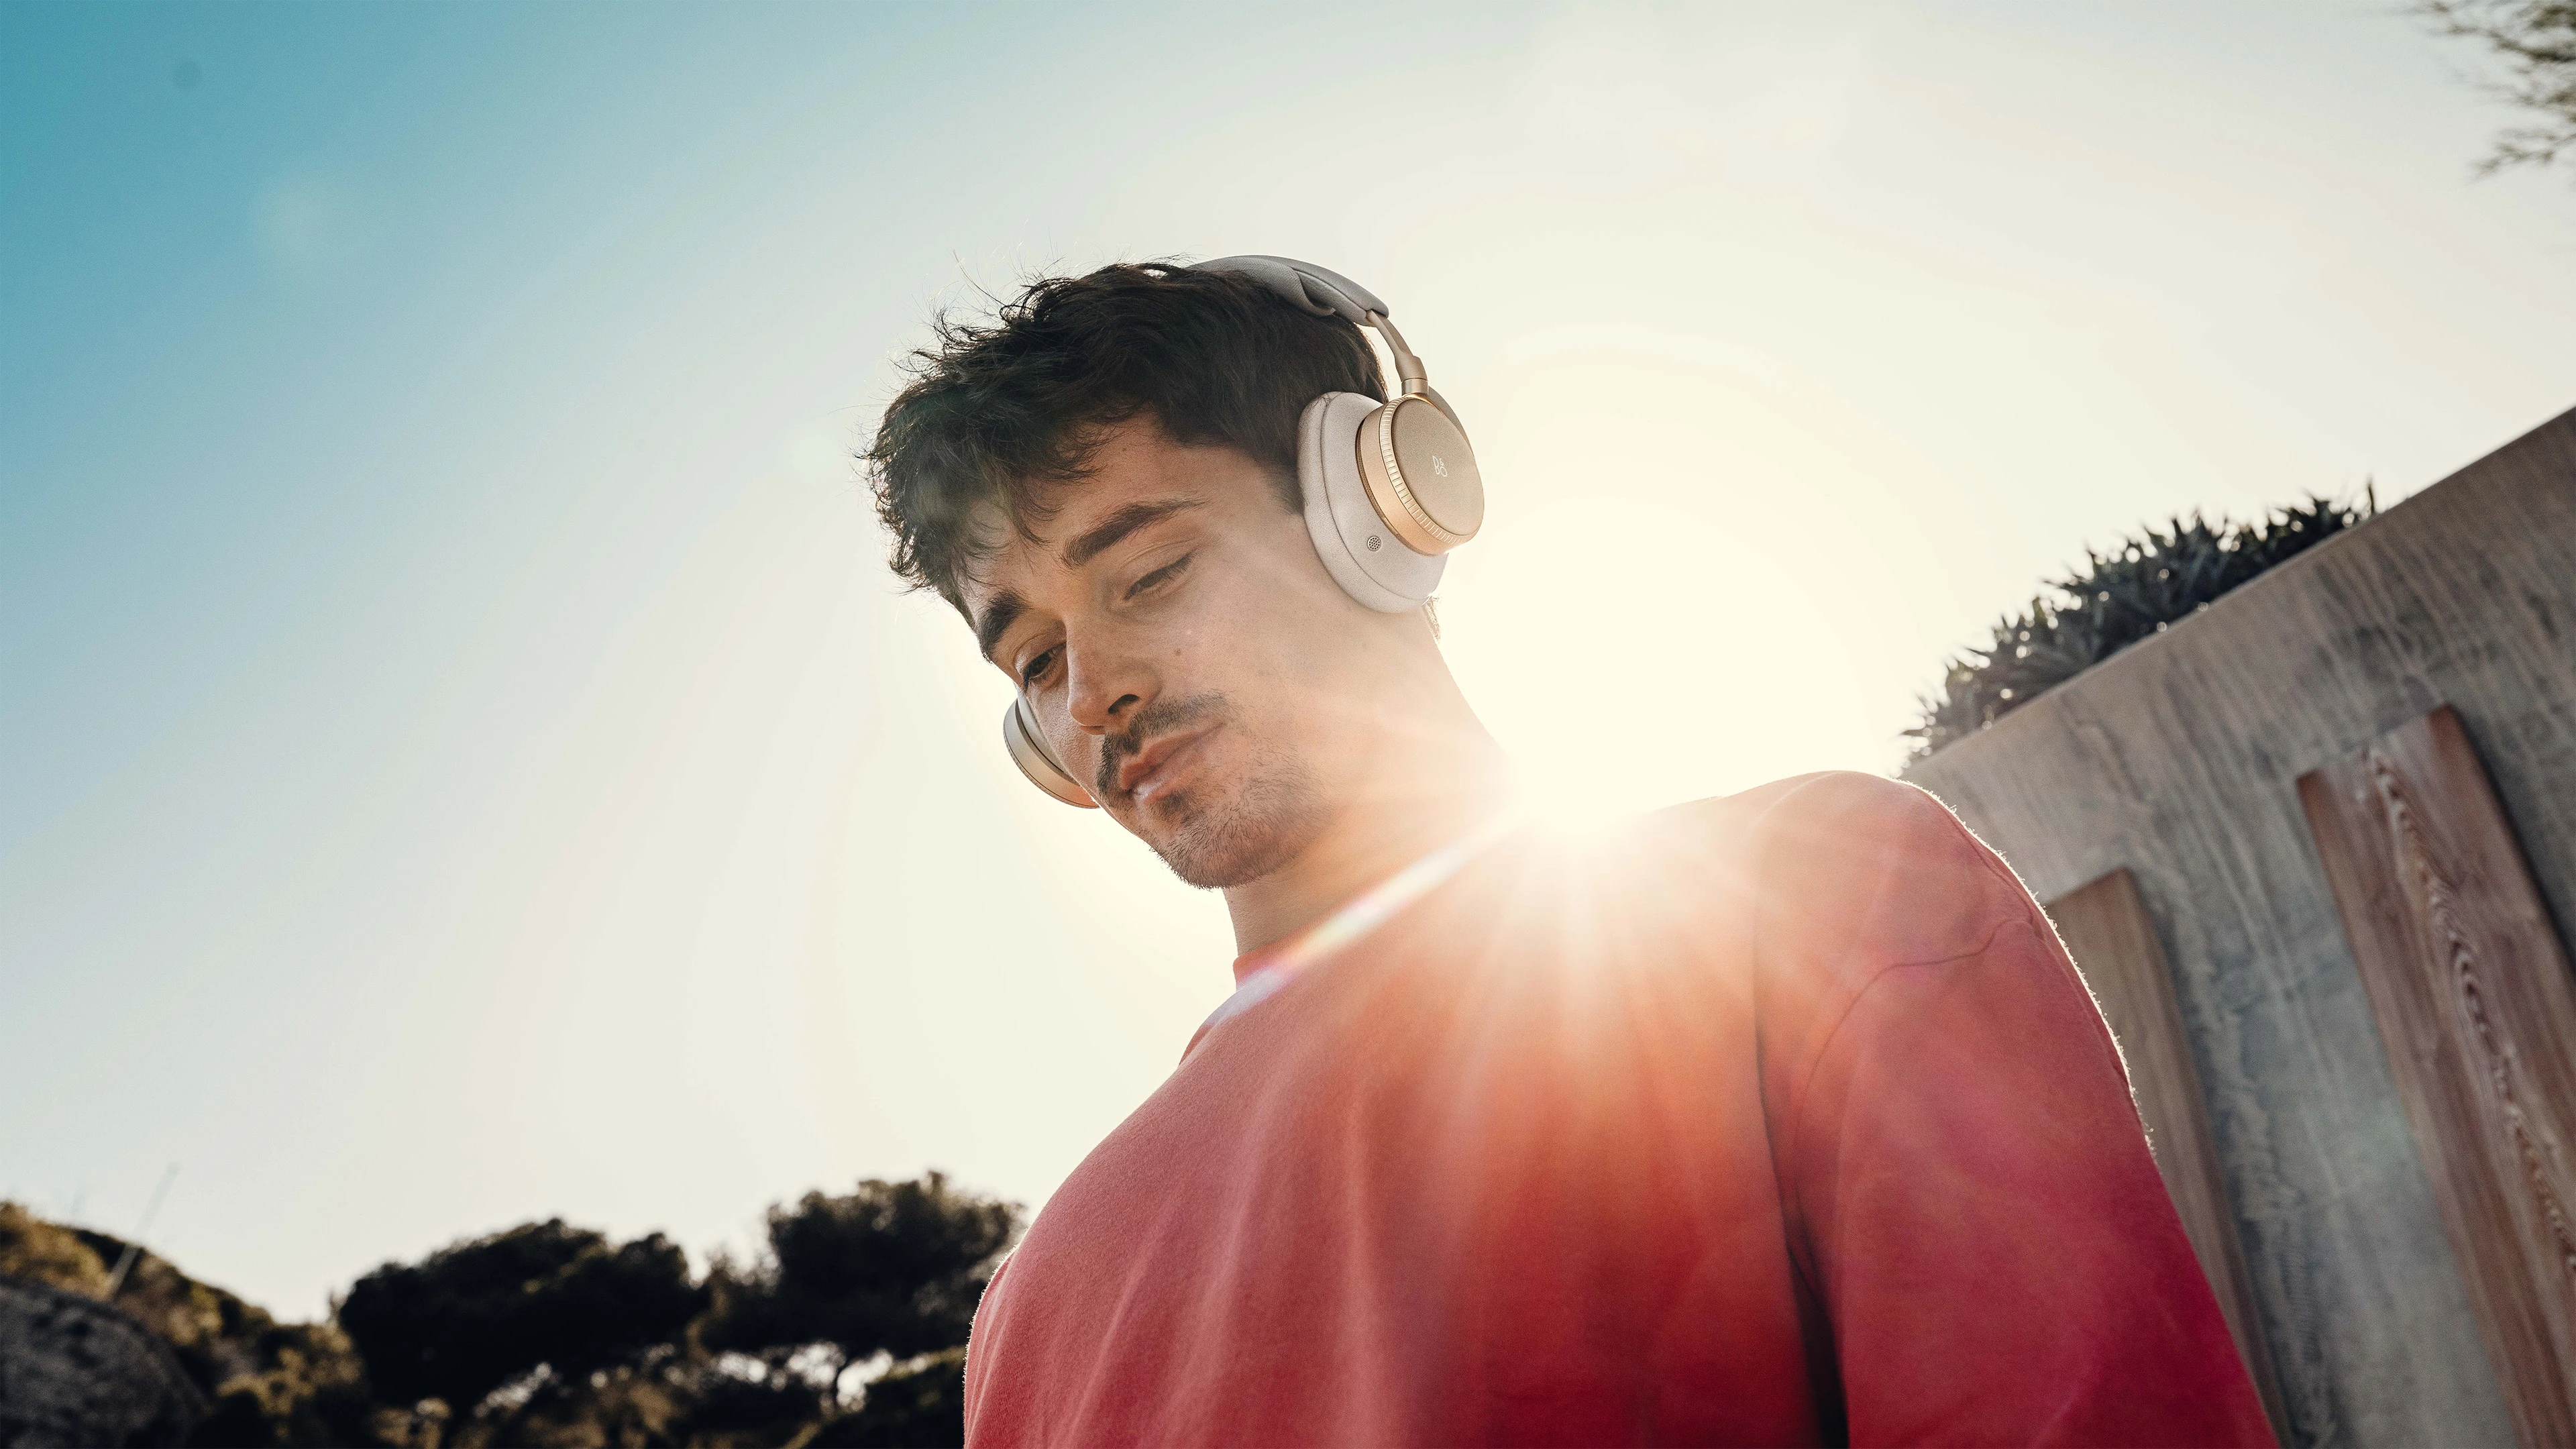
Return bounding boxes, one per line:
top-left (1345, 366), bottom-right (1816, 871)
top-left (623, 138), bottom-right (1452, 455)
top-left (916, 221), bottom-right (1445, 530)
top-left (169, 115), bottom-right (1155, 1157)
top-left (3, 1171), bottom-right (1018, 1448)
top-left (690, 1173), bottom-right (1018, 1443)
top-left (3, 1201), bottom-right (384, 1446)
top-left (1907, 492), bottom-right (2375, 759)
top-left (1, 1201), bottom-right (113, 1297)
top-left (2415, 0), bottom-right (2576, 175)
top-left (181, 1320), bottom-right (381, 1449)
top-left (707, 1173), bottom-right (1018, 1368)
top-left (808, 1349), bottom-right (971, 1448)
top-left (339, 1220), bottom-right (705, 1415)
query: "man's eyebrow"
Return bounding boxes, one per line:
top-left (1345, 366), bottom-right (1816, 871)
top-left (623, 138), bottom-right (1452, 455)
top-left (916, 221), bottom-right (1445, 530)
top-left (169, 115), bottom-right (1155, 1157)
top-left (1061, 498), bottom-right (1203, 570)
top-left (975, 589), bottom-right (1028, 664)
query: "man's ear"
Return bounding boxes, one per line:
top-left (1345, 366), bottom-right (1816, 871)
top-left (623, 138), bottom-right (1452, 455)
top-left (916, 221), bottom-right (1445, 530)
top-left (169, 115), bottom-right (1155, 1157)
top-left (1265, 462), bottom-right (1305, 517)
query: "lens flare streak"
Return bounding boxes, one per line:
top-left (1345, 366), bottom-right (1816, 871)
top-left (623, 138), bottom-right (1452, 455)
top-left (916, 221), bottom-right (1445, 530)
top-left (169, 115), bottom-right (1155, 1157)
top-left (1189, 816), bottom-right (1520, 1053)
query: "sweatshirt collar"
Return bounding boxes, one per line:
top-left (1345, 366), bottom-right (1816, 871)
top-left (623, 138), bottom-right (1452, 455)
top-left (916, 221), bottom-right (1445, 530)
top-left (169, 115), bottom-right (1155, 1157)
top-left (1187, 816), bottom-right (1515, 1057)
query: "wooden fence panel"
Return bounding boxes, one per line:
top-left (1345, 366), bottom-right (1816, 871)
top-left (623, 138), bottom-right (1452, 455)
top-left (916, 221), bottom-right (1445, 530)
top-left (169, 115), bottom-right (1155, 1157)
top-left (2300, 704), bottom-right (2576, 1448)
top-left (2050, 869), bottom-right (2288, 1439)
top-left (1908, 409), bottom-right (2575, 1445)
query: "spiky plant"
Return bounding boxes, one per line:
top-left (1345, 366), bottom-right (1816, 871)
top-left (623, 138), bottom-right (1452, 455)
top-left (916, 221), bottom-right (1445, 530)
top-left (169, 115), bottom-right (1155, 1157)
top-left (1907, 490), bottom-right (2376, 759)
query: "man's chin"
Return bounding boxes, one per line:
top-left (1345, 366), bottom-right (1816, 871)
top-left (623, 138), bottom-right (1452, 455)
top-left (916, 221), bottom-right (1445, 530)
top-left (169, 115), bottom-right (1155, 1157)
top-left (1137, 774), bottom-right (1331, 891)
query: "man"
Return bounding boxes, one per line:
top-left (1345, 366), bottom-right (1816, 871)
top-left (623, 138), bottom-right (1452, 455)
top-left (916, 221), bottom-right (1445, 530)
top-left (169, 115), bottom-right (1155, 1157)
top-left (867, 259), bottom-right (2273, 1446)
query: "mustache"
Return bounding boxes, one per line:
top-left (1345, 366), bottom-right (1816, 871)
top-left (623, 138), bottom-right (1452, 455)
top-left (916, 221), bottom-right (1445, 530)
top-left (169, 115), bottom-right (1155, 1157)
top-left (1094, 692), bottom-right (1230, 799)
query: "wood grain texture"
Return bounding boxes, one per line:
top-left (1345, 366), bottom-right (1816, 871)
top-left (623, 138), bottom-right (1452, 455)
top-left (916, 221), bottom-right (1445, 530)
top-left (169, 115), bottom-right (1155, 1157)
top-left (2300, 706), bottom-right (2576, 1449)
top-left (1907, 406), bottom-right (2576, 1448)
top-left (2050, 869), bottom-right (2290, 1440)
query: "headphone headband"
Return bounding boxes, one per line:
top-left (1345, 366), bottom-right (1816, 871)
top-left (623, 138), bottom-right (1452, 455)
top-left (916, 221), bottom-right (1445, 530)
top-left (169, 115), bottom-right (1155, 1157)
top-left (1197, 254), bottom-right (1427, 400)
top-left (1195, 255), bottom-right (1389, 327)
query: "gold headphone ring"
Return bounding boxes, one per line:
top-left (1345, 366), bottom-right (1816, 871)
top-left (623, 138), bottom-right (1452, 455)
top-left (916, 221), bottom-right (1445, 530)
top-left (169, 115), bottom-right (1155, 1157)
top-left (1368, 398), bottom-right (1474, 555)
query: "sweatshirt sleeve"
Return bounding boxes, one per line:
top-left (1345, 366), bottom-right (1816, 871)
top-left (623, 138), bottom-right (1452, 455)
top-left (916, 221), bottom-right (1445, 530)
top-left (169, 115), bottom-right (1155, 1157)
top-left (1750, 774), bottom-right (2275, 1448)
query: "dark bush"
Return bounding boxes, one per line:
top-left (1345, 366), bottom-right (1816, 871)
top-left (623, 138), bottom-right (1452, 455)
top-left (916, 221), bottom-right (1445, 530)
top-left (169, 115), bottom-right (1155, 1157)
top-left (812, 1348), bottom-right (971, 1448)
top-left (694, 1171), bottom-right (1018, 1438)
top-left (1908, 490), bottom-right (2375, 759)
top-left (337, 1220), bottom-right (706, 1419)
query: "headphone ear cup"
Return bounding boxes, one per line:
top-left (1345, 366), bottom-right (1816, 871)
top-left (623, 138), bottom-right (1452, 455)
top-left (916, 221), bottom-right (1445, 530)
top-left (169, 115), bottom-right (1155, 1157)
top-left (1356, 394), bottom-right (1482, 555)
top-left (1297, 392), bottom-right (1446, 612)
top-left (1003, 696), bottom-right (1097, 808)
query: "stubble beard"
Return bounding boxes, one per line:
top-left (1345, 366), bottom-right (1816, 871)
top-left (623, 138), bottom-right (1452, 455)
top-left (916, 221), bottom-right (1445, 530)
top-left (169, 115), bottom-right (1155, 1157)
top-left (1099, 693), bottom-right (1336, 890)
top-left (1150, 755), bottom-right (1333, 889)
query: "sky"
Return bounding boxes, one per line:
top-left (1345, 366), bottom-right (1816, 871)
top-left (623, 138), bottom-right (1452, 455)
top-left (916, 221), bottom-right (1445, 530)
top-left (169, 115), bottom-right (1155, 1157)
top-left (4, 0), bottom-right (2572, 1320)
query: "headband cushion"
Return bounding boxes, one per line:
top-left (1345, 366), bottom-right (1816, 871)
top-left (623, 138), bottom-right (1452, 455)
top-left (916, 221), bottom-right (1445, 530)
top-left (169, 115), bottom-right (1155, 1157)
top-left (1298, 392), bottom-right (1445, 612)
top-left (1197, 255), bottom-right (1391, 327)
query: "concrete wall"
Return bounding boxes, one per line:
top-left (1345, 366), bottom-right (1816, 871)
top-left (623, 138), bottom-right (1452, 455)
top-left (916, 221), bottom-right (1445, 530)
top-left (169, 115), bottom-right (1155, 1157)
top-left (1903, 407), bottom-right (2576, 1448)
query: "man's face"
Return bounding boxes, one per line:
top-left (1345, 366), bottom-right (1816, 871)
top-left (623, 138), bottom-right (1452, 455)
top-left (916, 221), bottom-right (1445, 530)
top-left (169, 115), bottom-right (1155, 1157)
top-left (961, 418), bottom-right (1391, 889)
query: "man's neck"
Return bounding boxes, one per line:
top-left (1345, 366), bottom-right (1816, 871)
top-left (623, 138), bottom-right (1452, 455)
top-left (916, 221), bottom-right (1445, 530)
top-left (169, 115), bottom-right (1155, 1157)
top-left (1220, 734), bottom-right (1511, 958)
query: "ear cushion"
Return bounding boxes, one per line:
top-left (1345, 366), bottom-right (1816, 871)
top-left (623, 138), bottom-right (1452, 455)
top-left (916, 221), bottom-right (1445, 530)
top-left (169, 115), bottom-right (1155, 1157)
top-left (1004, 696), bottom-right (1097, 808)
top-left (1298, 392), bottom-right (1446, 612)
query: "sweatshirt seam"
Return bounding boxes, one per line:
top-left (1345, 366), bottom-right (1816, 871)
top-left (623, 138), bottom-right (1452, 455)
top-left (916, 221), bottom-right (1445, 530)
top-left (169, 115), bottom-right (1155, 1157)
top-left (1749, 776), bottom-right (2009, 1181)
top-left (1778, 912), bottom-right (2024, 1194)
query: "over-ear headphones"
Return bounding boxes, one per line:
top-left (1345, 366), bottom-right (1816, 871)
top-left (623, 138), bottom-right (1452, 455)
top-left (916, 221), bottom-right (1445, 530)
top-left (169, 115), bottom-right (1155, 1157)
top-left (1003, 255), bottom-right (1482, 808)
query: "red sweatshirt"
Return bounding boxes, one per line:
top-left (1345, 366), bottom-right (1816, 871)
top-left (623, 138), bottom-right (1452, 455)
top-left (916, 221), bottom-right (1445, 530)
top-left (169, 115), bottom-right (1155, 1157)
top-left (963, 773), bottom-right (2275, 1447)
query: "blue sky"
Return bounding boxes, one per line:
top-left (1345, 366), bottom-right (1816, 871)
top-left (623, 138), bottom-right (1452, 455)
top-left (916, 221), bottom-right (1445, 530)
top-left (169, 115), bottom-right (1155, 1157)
top-left (5, 0), bottom-right (2573, 1318)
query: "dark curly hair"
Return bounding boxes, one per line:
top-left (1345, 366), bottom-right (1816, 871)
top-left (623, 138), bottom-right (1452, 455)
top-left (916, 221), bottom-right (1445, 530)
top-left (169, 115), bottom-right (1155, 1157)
top-left (865, 261), bottom-right (1385, 615)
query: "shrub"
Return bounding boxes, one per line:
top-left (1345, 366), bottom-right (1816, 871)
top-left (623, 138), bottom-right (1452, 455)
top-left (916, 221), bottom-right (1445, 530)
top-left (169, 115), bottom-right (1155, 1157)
top-left (1907, 490), bottom-right (2375, 759)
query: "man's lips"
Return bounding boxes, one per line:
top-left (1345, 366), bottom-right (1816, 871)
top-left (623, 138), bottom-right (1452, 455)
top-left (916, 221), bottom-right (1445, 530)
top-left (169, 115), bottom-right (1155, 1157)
top-left (1116, 725), bottom-right (1218, 802)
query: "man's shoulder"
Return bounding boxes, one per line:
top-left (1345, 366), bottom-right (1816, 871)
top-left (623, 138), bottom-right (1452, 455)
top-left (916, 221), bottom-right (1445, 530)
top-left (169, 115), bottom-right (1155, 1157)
top-left (1638, 770), bottom-right (2033, 969)
top-left (1642, 770), bottom-right (1970, 861)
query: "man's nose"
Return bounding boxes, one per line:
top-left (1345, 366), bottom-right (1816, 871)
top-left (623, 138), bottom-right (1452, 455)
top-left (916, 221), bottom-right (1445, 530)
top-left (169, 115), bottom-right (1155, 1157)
top-left (1065, 639), bottom-right (1152, 736)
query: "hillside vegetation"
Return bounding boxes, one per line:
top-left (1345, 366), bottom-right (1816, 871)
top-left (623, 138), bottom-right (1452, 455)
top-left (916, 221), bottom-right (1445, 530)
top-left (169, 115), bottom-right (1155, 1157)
top-left (0, 1174), bottom-right (1018, 1448)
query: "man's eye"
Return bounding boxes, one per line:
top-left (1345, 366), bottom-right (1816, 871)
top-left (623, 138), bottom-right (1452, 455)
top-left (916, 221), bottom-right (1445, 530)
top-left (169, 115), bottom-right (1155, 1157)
top-left (1126, 553), bottom-right (1191, 600)
top-left (1019, 647), bottom-right (1057, 685)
